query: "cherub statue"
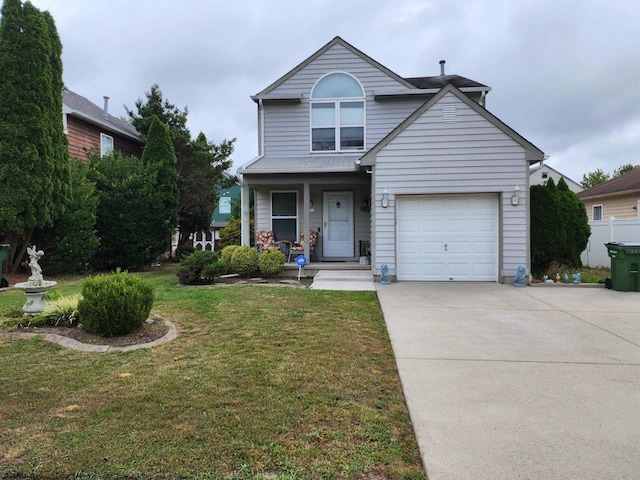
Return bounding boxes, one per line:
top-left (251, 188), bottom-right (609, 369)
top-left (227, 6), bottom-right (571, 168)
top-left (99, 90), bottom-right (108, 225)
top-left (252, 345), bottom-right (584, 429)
top-left (27, 245), bottom-right (44, 284)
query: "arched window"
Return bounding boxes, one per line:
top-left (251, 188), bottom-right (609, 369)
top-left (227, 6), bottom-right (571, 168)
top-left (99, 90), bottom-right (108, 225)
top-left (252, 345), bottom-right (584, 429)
top-left (310, 72), bottom-right (365, 152)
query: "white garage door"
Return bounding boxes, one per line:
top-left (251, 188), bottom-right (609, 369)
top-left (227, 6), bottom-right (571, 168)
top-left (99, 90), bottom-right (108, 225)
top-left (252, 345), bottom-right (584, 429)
top-left (397, 194), bottom-right (498, 281)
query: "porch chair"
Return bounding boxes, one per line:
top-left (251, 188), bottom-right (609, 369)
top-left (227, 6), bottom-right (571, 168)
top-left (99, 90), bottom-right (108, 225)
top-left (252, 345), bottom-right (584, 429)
top-left (256, 230), bottom-right (276, 252)
top-left (288, 230), bottom-right (319, 262)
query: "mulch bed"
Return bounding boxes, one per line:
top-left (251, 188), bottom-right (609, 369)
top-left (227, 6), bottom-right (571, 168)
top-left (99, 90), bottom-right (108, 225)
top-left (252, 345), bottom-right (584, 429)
top-left (4, 318), bottom-right (170, 348)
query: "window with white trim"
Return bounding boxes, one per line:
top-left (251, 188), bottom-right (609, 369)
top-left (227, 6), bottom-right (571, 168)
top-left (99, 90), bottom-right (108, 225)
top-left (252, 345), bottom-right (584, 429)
top-left (271, 191), bottom-right (297, 242)
top-left (311, 72), bottom-right (364, 152)
top-left (592, 204), bottom-right (603, 221)
top-left (100, 133), bottom-right (113, 157)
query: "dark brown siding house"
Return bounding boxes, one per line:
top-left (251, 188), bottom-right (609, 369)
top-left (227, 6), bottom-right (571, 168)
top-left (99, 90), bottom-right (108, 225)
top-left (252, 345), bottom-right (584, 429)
top-left (62, 86), bottom-right (144, 160)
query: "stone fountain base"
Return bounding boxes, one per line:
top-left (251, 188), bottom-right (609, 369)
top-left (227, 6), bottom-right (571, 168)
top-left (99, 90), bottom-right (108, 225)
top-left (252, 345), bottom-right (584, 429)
top-left (14, 280), bottom-right (57, 315)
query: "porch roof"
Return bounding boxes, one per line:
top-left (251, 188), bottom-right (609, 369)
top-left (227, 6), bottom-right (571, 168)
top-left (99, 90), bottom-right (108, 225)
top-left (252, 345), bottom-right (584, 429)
top-left (238, 155), bottom-right (361, 174)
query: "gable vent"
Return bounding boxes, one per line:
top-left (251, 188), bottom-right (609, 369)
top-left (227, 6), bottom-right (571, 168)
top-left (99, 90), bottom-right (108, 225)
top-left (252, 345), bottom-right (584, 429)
top-left (442, 104), bottom-right (456, 123)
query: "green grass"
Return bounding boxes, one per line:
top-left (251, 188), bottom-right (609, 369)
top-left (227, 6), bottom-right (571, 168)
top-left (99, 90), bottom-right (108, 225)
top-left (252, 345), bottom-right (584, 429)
top-left (0, 267), bottom-right (424, 480)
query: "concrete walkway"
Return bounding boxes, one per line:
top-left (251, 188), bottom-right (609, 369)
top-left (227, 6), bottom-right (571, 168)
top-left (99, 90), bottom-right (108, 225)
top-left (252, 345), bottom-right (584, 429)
top-left (376, 282), bottom-right (640, 480)
top-left (309, 270), bottom-right (375, 291)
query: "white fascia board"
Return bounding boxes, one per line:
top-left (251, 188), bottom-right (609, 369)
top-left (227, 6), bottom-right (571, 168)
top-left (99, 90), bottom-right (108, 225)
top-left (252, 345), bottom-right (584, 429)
top-left (373, 86), bottom-right (491, 98)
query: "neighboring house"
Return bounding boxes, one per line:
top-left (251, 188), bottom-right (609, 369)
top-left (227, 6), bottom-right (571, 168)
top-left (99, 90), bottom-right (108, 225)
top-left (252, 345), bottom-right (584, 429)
top-left (63, 86), bottom-right (144, 160)
top-left (238, 37), bottom-right (545, 283)
top-left (530, 163), bottom-right (582, 193)
top-left (578, 167), bottom-right (640, 221)
top-left (192, 174), bottom-right (241, 251)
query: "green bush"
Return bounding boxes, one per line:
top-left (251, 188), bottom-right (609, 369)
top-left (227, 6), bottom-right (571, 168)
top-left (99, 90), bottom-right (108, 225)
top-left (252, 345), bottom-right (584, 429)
top-left (218, 217), bottom-right (241, 248)
top-left (174, 244), bottom-right (195, 262)
top-left (220, 245), bottom-right (240, 270)
top-left (530, 178), bottom-right (590, 275)
top-left (78, 270), bottom-right (155, 336)
top-left (176, 250), bottom-right (220, 285)
top-left (259, 248), bottom-right (285, 277)
top-left (230, 245), bottom-right (259, 277)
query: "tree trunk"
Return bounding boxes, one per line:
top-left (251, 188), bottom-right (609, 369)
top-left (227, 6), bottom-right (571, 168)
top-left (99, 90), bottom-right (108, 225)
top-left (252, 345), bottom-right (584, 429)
top-left (4, 229), bottom-right (33, 274)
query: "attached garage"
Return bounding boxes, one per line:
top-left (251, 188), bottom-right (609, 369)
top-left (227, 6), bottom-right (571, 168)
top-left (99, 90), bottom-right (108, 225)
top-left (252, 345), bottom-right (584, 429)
top-left (396, 194), bottom-right (498, 281)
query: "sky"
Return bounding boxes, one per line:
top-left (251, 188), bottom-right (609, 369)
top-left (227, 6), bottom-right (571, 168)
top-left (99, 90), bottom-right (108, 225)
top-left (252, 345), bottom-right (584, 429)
top-left (29, 0), bottom-right (640, 184)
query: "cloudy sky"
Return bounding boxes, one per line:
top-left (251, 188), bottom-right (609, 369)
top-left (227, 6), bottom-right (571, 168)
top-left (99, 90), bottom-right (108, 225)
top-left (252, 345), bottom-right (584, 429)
top-left (31, 0), bottom-right (640, 183)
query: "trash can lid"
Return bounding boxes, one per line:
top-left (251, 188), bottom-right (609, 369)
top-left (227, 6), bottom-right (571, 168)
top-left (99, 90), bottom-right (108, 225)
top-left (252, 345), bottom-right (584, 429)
top-left (606, 242), bottom-right (640, 246)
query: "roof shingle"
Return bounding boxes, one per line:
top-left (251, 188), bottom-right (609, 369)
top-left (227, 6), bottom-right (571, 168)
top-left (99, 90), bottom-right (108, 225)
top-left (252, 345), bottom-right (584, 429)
top-left (577, 168), bottom-right (640, 199)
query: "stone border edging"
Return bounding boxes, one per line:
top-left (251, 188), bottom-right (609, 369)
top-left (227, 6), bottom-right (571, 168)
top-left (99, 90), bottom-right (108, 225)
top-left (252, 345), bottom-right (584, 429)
top-left (0, 320), bottom-right (177, 352)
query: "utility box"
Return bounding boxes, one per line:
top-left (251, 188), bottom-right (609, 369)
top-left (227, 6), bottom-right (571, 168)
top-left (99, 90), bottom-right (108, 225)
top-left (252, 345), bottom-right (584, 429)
top-left (605, 242), bottom-right (640, 292)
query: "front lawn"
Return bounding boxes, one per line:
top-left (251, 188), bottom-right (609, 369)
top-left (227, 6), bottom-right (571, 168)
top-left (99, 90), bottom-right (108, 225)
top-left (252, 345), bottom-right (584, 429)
top-left (0, 268), bottom-right (424, 480)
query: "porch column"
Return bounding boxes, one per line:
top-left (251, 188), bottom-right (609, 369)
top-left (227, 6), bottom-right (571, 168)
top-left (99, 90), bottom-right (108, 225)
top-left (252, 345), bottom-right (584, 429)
top-left (303, 182), bottom-right (310, 260)
top-left (241, 181), bottom-right (251, 246)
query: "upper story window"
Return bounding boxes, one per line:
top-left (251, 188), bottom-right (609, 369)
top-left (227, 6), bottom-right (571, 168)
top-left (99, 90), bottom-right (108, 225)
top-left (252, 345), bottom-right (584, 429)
top-left (311, 72), bottom-right (364, 152)
top-left (100, 133), bottom-right (113, 157)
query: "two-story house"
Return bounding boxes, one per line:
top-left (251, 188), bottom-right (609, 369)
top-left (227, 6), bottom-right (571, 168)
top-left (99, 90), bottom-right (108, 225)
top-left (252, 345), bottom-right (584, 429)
top-left (238, 37), bottom-right (545, 283)
top-left (63, 86), bottom-right (144, 160)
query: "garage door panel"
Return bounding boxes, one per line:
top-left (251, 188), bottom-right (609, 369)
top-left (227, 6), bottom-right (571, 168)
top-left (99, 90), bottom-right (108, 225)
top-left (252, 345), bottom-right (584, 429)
top-left (397, 194), bottom-right (498, 282)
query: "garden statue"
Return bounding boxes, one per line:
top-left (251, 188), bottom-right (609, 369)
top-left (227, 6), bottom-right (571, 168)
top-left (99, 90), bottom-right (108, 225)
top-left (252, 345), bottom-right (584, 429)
top-left (14, 246), bottom-right (57, 315)
top-left (512, 265), bottom-right (526, 287)
top-left (380, 264), bottom-right (390, 285)
top-left (573, 273), bottom-right (581, 284)
top-left (27, 245), bottom-right (44, 285)
top-left (563, 273), bottom-right (570, 283)
top-left (556, 273), bottom-right (561, 283)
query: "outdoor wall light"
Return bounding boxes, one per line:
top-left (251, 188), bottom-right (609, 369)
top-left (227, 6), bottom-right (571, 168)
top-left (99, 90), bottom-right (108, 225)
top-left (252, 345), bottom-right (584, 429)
top-left (511, 185), bottom-right (521, 206)
top-left (381, 188), bottom-right (389, 208)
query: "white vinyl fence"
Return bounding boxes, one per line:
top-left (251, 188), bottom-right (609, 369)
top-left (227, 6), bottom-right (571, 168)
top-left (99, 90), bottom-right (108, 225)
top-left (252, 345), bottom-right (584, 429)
top-left (581, 217), bottom-right (640, 267)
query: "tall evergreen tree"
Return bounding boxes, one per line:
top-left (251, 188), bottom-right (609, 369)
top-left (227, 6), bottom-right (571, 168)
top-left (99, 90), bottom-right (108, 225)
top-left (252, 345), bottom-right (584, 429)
top-left (89, 151), bottom-right (163, 270)
top-left (127, 85), bottom-right (234, 249)
top-left (141, 116), bottom-right (179, 257)
top-left (177, 133), bottom-right (234, 246)
top-left (0, 0), bottom-right (69, 272)
top-left (530, 178), bottom-right (590, 275)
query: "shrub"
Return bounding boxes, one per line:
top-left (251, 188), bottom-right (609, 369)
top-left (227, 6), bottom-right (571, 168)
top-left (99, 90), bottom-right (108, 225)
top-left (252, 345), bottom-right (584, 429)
top-left (202, 261), bottom-right (226, 280)
top-left (39, 294), bottom-right (82, 327)
top-left (176, 250), bottom-right (220, 285)
top-left (230, 245), bottom-right (259, 277)
top-left (174, 244), bottom-right (195, 262)
top-left (78, 270), bottom-right (154, 336)
top-left (218, 217), bottom-right (241, 248)
top-left (259, 248), bottom-right (285, 277)
top-left (220, 245), bottom-right (240, 270)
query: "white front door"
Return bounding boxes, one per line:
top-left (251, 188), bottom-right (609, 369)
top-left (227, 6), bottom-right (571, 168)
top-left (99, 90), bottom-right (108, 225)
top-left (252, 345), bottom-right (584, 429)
top-left (323, 191), bottom-right (354, 258)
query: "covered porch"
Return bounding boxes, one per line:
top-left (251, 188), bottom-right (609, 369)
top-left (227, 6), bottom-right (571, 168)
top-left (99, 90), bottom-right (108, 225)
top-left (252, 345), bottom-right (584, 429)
top-left (239, 165), bottom-right (372, 265)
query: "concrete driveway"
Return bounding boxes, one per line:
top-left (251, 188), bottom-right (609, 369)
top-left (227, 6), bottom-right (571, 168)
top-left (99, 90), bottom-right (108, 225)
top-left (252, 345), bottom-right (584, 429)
top-left (376, 283), bottom-right (640, 480)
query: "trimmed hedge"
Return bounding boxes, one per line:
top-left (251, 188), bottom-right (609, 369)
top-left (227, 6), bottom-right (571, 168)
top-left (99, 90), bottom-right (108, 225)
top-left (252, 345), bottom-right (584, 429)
top-left (259, 248), bottom-right (285, 277)
top-left (230, 245), bottom-right (259, 277)
top-left (78, 270), bottom-right (154, 336)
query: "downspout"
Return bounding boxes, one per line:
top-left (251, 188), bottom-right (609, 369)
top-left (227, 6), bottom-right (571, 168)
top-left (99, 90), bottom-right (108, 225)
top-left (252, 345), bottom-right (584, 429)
top-left (259, 98), bottom-right (265, 156)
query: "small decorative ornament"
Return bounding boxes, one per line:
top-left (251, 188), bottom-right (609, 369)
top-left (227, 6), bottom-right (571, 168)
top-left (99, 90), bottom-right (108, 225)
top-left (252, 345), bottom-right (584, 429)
top-left (512, 265), bottom-right (526, 287)
top-left (380, 264), bottom-right (390, 285)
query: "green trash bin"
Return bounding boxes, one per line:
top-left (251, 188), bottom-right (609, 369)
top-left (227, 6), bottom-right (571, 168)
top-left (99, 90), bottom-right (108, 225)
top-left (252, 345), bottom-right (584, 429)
top-left (605, 242), bottom-right (640, 292)
top-left (0, 243), bottom-right (9, 286)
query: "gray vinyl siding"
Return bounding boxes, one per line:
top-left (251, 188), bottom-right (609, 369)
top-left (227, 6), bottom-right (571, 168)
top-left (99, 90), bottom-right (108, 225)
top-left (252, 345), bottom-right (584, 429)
top-left (263, 44), bottom-right (423, 157)
top-left (372, 92), bottom-right (530, 280)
